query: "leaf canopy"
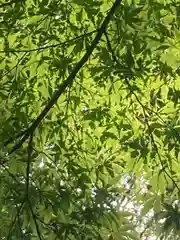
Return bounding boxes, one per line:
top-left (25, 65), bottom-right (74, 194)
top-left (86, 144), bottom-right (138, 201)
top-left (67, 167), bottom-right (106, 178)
top-left (0, 0), bottom-right (180, 239)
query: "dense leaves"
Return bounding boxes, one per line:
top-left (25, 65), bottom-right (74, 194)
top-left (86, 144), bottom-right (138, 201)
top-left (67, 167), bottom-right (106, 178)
top-left (0, 0), bottom-right (180, 239)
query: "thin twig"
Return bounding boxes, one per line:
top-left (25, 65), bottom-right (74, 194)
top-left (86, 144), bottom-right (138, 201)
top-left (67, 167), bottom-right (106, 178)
top-left (7, 200), bottom-right (25, 240)
top-left (4, 128), bottom-right (28, 146)
top-left (28, 199), bottom-right (43, 240)
top-left (0, 161), bottom-right (20, 184)
top-left (16, 203), bottom-right (24, 239)
top-left (1, 52), bottom-right (27, 80)
top-left (35, 216), bottom-right (58, 234)
top-left (0, 30), bottom-right (98, 53)
top-left (26, 133), bottom-right (33, 197)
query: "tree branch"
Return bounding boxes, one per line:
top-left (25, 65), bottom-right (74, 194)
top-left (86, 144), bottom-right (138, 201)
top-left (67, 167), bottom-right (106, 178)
top-left (8, 0), bottom-right (121, 154)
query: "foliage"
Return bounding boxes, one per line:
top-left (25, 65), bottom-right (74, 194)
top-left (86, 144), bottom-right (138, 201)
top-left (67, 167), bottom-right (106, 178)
top-left (0, 0), bottom-right (180, 239)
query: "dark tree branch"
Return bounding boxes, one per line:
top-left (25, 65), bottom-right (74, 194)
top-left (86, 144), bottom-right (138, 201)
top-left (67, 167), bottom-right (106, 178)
top-left (8, 0), bottom-right (121, 154)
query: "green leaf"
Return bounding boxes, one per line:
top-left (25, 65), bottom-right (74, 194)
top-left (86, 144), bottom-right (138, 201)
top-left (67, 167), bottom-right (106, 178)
top-left (141, 197), bottom-right (155, 216)
top-left (154, 195), bottom-right (161, 212)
